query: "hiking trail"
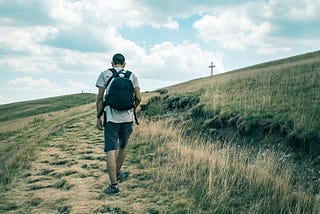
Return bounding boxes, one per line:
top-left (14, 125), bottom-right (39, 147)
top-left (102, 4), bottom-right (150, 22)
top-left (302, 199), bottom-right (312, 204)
top-left (5, 104), bottom-right (162, 213)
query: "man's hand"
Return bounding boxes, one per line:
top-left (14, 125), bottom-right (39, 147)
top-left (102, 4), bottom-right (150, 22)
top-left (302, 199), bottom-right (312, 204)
top-left (96, 117), bottom-right (103, 130)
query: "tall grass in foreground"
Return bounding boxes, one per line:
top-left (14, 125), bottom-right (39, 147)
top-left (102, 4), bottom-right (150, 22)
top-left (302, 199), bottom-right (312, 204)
top-left (132, 119), bottom-right (320, 213)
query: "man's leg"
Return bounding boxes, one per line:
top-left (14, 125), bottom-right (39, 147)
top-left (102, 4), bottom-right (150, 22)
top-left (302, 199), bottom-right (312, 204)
top-left (116, 148), bottom-right (126, 174)
top-left (106, 150), bottom-right (117, 185)
top-left (104, 122), bottom-right (120, 184)
top-left (104, 122), bottom-right (121, 194)
top-left (116, 122), bottom-right (133, 180)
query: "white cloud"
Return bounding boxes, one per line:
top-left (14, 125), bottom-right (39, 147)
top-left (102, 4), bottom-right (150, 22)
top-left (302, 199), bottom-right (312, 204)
top-left (140, 0), bottom-right (251, 19)
top-left (130, 41), bottom-right (225, 82)
top-left (45, 0), bottom-right (179, 30)
top-left (0, 24), bottom-right (107, 75)
top-left (0, 25), bottom-right (61, 74)
top-left (48, 0), bottom-right (83, 26)
top-left (66, 80), bottom-right (90, 91)
top-left (139, 78), bottom-right (179, 92)
top-left (89, 38), bottom-right (225, 92)
top-left (0, 26), bottom-right (57, 54)
top-left (7, 76), bottom-right (53, 88)
top-left (257, 45), bottom-right (292, 55)
top-left (0, 95), bottom-right (6, 104)
top-left (268, 0), bottom-right (320, 21)
top-left (1, 0), bottom-right (319, 104)
top-left (193, 0), bottom-right (320, 54)
top-left (193, 7), bottom-right (274, 51)
top-left (162, 20), bottom-right (179, 30)
top-left (0, 58), bottom-right (40, 74)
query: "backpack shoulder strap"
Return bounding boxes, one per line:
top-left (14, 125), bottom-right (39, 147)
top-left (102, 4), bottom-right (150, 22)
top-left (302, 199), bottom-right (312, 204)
top-left (106, 68), bottom-right (117, 88)
top-left (109, 68), bottom-right (116, 73)
top-left (124, 70), bottom-right (132, 79)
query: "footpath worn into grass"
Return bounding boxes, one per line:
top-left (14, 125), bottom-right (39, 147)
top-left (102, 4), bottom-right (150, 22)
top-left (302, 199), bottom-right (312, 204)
top-left (0, 103), bottom-right (166, 213)
top-left (1, 102), bottom-right (319, 213)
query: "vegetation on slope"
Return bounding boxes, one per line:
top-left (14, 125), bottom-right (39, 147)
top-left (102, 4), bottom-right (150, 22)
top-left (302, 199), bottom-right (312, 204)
top-left (0, 94), bottom-right (97, 188)
top-left (142, 120), bottom-right (319, 213)
top-left (143, 51), bottom-right (320, 157)
top-left (1, 106), bottom-right (319, 213)
top-left (0, 93), bottom-right (96, 122)
top-left (1, 51), bottom-right (319, 213)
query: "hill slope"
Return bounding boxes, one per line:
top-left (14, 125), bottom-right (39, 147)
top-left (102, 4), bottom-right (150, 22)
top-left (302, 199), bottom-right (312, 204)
top-left (1, 99), bottom-right (319, 213)
top-left (1, 51), bottom-right (319, 213)
top-left (1, 103), bottom-right (173, 213)
top-left (0, 93), bottom-right (96, 122)
top-left (142, 50), bottom-right (320, 197)
top-left (146, 50), bottom-right (320, 154)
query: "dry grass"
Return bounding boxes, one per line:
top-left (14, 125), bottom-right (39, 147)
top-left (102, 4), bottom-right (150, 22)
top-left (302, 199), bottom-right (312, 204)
top-left (0, 103), bottom-right (95, 188)
top-left (0, 99), bottom-right (319, 213)
top-left (1, 51), bottom-right (319, 213)
top-left (149, 53), bottom-right (320, 168)
top-left (148, 121), bottom-right (320, 213)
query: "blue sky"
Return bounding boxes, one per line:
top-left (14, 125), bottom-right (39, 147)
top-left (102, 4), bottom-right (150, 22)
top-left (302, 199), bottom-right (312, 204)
top-left (0, 0), bottom-right (319, 104)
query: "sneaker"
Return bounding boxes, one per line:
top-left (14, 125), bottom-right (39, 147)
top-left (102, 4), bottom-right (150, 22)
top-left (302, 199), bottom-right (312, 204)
top-left (105, 184), bottom-right (120, 195)
top-left (117, 171), bottom-right (130, 182)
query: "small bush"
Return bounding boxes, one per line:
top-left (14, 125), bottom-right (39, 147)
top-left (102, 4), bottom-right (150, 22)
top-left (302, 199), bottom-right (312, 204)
top-left (158, 89), bottom-right (168, 95)
top-left (140, 96), bottom-right (167, 117)
top-left (27, 198), bottom-right (43, 207)
top-left (32, 117), bottom-right (45, 125)
top-left (191, 103), bottom-right (220, 120)
top-left (166, 93), bottom-right (200, 111)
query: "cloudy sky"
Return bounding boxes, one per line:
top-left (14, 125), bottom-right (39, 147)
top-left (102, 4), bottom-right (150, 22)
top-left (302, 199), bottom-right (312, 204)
top-left (0, 0), bottom-right (319, 104)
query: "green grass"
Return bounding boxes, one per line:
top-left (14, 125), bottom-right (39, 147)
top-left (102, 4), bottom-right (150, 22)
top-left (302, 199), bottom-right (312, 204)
top-left (204, 62), bottom-right (320, 133)
top-left (0, 93), bottom-right (96, 122)
top-left (1, 50), bottom-right (319, 213)
top-left (151, 50), bottom-right (320, 155)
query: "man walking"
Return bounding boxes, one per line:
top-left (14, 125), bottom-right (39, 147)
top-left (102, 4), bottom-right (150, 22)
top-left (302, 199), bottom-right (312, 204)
top-left (95, 53), bottom-right (141, 194)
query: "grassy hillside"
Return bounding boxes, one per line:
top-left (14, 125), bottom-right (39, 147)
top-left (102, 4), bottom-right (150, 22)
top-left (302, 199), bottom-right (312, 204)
top-left (144, 50), bottom-right (320, 156)
top-left (1, 100), bottom-right (319, 213)
top-left (0, 93), bottom-right (96, 122)
top-left (0, 93), bottom-right (97, 188)
top-left (1, 51), bottom-right (319, 213)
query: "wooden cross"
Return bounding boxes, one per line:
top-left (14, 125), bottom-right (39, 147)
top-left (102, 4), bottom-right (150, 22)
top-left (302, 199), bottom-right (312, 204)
top-left (209, 62), bottom-right (215, 76)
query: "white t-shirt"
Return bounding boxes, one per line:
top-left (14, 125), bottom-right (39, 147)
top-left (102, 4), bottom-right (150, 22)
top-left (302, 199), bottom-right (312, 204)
top-left (96, 67), bottom-right (139, 123)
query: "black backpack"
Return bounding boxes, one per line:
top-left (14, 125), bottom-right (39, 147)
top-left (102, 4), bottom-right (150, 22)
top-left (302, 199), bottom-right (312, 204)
top-left (104, 68), bottom-right (135, 111)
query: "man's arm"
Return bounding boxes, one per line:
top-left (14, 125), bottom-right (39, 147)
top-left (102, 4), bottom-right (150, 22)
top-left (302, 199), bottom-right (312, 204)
top-left (96, 87), bottom-right (105, 130)
top-left (134, 87), bottom-right (141, 108)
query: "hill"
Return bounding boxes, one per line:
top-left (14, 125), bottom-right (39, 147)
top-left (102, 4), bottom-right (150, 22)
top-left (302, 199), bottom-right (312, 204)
top-left (1, 51), bottom-right (319, 213)
top-left (0, 93), bottom-right (97, 122)
top-left (0, 93), bottom-right (96, 188)
top-left (144, 50), bottom-right (320, 155)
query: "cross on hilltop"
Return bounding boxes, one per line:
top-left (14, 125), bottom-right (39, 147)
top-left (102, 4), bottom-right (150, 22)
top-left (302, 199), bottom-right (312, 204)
top-left (209, 62), bottom-right (215, 76)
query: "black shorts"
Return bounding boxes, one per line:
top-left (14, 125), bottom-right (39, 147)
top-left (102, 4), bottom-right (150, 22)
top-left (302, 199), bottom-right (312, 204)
top-left (104, 121), bottom-right (133, 152)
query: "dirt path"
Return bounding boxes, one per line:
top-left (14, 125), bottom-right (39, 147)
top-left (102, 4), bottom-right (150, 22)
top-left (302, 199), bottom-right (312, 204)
top-left (4, 108), bottom-right (160, 213)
